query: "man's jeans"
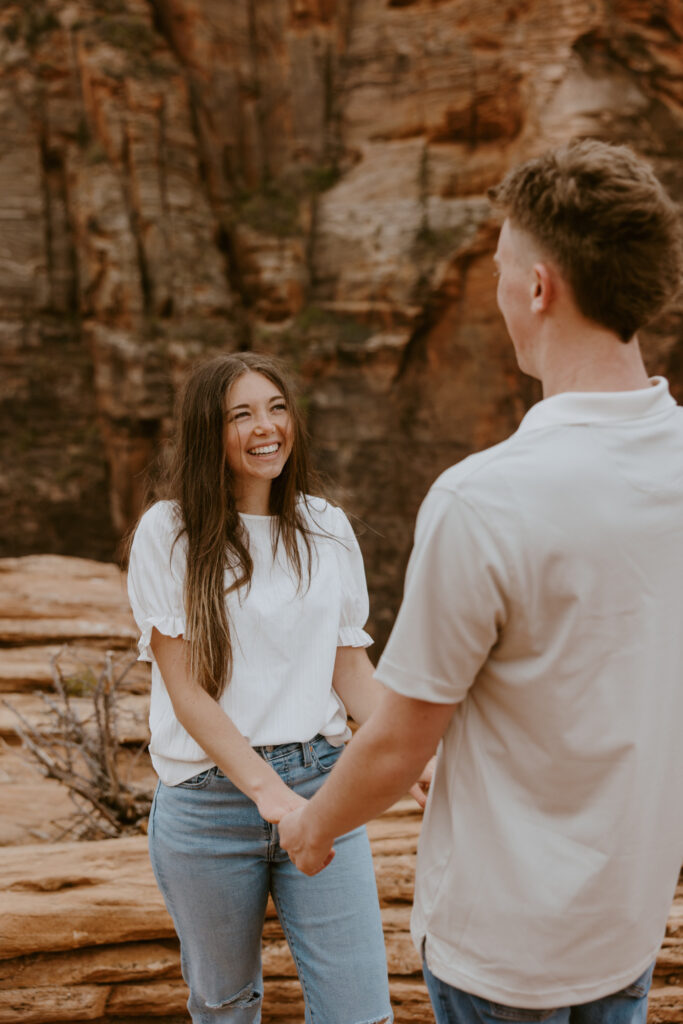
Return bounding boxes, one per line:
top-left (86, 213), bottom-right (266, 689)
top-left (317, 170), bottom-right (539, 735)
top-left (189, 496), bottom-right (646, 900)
top-left (423, 958), bottom-right (655, 1024)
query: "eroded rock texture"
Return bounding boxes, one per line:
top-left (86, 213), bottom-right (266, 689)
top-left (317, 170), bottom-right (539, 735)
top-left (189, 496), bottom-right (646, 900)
top-left (0, 554), bottom-right (682, 1021)
top-left (1, 828), bottom-right (682, 1023)
top-left (1, 0), bottom-right (681, 645)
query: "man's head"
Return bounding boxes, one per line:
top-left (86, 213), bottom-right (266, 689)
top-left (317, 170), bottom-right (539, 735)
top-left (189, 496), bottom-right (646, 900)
top-left (489, 139), bottom-right (682, 343)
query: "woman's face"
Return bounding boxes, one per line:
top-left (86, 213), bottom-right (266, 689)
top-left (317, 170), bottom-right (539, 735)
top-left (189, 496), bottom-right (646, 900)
top-left (223, 371), bottom-right (294, 492)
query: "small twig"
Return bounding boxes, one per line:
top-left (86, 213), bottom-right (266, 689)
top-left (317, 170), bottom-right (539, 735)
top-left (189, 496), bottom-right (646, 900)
top-left (99, 653), bottom-right (120, 803)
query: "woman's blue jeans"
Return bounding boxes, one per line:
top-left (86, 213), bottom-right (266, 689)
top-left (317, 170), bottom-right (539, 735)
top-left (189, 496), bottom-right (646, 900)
top-left (148, 734), bottom-right (393, 1024)
top-left (423, 957), bottom-right (655, 1024)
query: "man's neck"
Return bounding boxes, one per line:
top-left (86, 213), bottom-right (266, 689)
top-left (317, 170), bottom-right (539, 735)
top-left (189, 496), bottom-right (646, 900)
top-left (535, 323), bottom-right (650, 399)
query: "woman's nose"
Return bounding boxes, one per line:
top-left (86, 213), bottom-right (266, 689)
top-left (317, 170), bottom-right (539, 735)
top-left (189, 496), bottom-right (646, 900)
top-left (253, 411), bottom-right (273, 433)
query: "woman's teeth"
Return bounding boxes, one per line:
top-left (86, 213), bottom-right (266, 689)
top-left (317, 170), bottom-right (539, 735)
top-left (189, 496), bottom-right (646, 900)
top-left (249, 444), bottom-right (279, 455)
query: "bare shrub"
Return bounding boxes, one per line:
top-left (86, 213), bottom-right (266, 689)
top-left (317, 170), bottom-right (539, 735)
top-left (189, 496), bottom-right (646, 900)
top-left (3, 647), bottom-right (152, 840)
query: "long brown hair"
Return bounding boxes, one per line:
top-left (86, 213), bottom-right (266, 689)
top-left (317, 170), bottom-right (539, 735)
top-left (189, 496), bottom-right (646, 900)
top-left (166, 352), bottom-right (320, 699)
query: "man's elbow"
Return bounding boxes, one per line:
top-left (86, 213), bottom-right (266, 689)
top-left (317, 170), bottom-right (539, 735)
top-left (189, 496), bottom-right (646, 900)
top-left (356, 714), bottom-right (416, 767)
top-left (376, 691), bottom-right (452, 763)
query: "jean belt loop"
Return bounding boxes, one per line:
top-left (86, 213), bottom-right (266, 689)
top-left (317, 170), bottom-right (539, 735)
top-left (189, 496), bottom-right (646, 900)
top-left (302, 739), bottom-right (313, 767)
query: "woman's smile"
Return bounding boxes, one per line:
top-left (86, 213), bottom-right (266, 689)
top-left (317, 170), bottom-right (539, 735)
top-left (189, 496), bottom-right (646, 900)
top-left (247, 442), bottom-right (281, 457)
top-left (223, 371), bottom-right (294, 510)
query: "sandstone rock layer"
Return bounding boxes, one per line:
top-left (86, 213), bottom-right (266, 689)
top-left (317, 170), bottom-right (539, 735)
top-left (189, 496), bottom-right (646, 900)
top-left (0, 828), bottom-right (681, 1023)
top-left (1, 554), bottom-right (682, 1020)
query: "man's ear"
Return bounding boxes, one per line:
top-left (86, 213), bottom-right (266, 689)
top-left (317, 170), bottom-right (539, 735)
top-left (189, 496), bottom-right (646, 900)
top-left (530, 262), bottom-right (553, 313)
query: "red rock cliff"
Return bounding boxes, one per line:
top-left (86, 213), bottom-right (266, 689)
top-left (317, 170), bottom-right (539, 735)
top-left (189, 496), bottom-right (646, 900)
top-left (1, 0), bottom-right (681, 646)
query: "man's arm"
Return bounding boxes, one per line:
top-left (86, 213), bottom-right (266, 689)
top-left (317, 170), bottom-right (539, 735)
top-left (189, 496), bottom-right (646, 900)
top-left (331, 646), bottom-right (436, 808)
top-left (280, 487), bottom-right (502, 873)
top-left (278, 688), bottom-right (457, 874)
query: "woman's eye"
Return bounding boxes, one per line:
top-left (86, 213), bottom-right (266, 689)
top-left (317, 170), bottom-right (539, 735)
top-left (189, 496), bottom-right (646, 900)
top-left (272, 403), bottom-right (287, 413)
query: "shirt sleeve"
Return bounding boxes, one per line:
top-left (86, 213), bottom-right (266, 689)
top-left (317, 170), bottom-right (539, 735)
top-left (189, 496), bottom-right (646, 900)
top-left (375, 485), bottom-right (508, 702)
top-left (333, 507), bottom-right (373, 649)
top-left (127, 502), bottom-right (187, 662)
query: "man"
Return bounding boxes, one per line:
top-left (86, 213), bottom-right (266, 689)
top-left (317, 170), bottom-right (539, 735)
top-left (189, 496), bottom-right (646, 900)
top-left (279, 139), bottom-right (683, 1024)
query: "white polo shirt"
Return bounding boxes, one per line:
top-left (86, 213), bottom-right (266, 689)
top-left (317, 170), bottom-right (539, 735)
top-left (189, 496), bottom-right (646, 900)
top-left (376, 377), bottom-right (683, 1009)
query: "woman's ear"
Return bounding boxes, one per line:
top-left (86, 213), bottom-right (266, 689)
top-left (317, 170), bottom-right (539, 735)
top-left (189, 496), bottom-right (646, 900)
top-left (530, 262), bottom-right (553, 313)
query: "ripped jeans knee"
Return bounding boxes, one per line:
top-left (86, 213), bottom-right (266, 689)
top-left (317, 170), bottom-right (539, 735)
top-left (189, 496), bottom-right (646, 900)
top-left (150, 752), bottom-right (391, 1024)
top-left (189, 980), bottom-right (263, 1022)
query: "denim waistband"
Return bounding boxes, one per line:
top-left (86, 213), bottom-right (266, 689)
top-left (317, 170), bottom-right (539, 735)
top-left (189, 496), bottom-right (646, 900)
top-left (253, 733), bottom-right (328, 767)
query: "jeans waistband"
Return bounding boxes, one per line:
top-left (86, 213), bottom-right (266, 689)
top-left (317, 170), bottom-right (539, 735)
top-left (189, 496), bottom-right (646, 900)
top-left (253, 734), bottom-right (327, 767)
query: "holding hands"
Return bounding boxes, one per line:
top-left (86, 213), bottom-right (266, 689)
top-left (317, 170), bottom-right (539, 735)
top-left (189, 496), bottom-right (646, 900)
top-left (279, 754), bottom-right (436, 876)
top-left (280, 690), bottom-right (455, 878)
top-left (256, 783), bottom-right (308, 825)
top-left (279, 804), bottom-right (336, 876)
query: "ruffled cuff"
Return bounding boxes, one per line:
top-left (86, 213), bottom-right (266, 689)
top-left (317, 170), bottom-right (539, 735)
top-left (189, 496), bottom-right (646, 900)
top-left (337, 626), bottom-right (373, 649)
top-left (137, 615), bottom-right (186, 662)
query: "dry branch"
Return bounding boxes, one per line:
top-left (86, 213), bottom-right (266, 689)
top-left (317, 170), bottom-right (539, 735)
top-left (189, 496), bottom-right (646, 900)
top-left (2, 648), bottom-right (152, 840)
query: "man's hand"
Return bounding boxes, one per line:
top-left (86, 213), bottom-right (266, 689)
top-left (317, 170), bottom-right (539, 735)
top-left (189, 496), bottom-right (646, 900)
top-left (279, 804), bottom-right (336, 876)
top-left (409, 755), bottom-right (436, 809)
top-left (280, 693), bottom-right (456, 875)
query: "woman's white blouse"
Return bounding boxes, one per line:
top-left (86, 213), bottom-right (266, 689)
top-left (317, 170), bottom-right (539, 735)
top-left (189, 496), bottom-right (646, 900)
top-left (127, 498), bottom-right (372, 785)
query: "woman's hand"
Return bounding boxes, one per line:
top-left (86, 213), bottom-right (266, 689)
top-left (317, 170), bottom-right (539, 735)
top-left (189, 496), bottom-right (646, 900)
top-left (257, 783), bottom-right (308, 824)
top-left (408, 756), bottom-right (436, 810)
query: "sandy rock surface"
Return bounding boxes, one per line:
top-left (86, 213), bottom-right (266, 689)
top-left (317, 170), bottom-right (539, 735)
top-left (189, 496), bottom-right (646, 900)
top-left (0, 554), bottom-right (149, 846)
top-left (0, 554), bottom-right (682, 1020)
top-left (0, 557), bottom-right (136, 646)
top-left (0, 826), bottom-right (681, 1023)
top-left (0, 691), bottom-right (149, 744)
top-left (0, 808), bottom-right (426, 1023)
top-left (0, 746), bottom-right (77, 846)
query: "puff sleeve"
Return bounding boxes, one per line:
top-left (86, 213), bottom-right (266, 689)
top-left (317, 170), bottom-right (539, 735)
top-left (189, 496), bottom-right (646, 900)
top-left (127, 501), bottom-right (187, 662)
top-left (333, 507), bottom-right (373, 648)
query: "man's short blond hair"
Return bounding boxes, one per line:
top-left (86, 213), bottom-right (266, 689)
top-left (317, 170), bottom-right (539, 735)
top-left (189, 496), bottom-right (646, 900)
top-left (489, 139), bottom-right (682, 341)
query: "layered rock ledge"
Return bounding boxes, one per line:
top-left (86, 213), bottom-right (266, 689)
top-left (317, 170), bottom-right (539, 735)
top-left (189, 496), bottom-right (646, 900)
top-left (1, 554), bottom-right (681, 1021)
top-left (0, 827), bottom-right (681, 1024)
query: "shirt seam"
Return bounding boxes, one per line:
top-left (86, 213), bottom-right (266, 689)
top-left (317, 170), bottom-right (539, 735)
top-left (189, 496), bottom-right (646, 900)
top-left (519, 401), bottom-right (677, 434)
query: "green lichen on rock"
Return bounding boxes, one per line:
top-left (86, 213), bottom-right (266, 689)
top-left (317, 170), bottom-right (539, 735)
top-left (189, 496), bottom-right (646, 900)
top-left (235, 164), bottom-right (340, 238)
top-left (90, 13), bottom-right (173, 77)
top-left (259, 304), bottom-right (374, 370)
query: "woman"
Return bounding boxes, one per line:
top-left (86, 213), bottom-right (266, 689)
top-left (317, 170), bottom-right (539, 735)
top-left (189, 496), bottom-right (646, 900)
top-left (127, 352), bottom-right (398, 1024)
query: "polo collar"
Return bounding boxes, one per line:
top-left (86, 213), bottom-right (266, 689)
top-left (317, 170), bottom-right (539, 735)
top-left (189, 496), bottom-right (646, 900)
top-left (517, 377), bottom-right (675, 434)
